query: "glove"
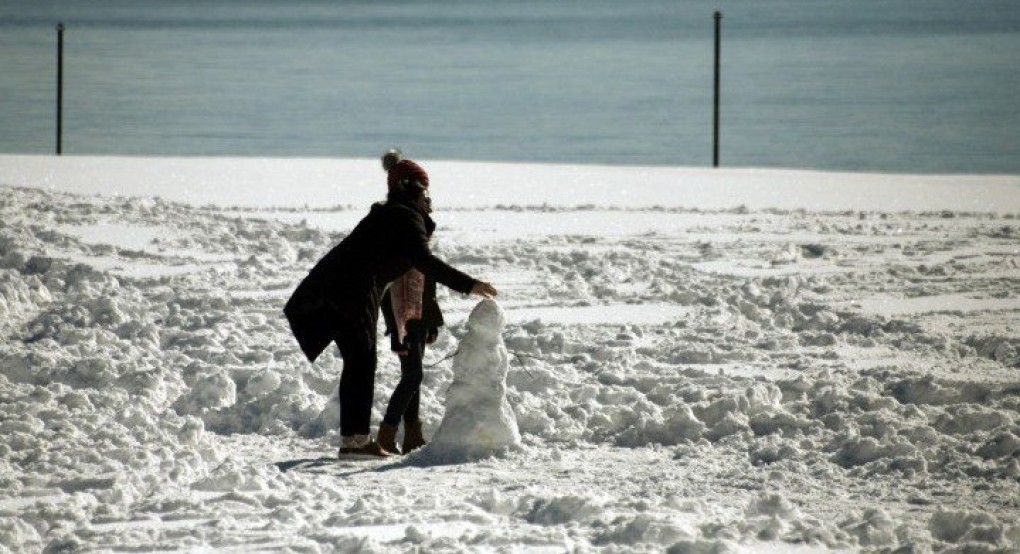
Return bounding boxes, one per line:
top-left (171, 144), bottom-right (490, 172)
top-left (426, 327), bottom-right (439, 344)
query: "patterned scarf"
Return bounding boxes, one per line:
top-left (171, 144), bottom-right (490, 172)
top-left (389, 268), bottom-right (425, 344)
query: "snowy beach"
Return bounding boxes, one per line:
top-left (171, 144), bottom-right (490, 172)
top-left (1, 155), bottom-right (1019, 552)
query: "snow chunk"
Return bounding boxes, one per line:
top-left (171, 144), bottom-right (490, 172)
top-left (172, 369), bottom-right (237, 415)
top-left (929, 510), bottom-right (1008, 546)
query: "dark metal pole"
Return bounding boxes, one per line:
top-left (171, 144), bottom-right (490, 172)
top-left (56, 22), bottom-right (64, 155)
top-left (713, 11), bottom-right (722, 168)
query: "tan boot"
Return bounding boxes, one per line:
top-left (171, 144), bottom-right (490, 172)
top-left (376, 423), bottom-right (400, 455)
top-left (402, 420), bottom-right (427, 454)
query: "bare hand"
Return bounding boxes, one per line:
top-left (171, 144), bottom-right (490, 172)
top-left (470, 281), bottom-right (498, 298)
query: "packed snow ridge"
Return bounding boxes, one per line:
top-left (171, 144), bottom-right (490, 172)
top-left (1, 159), bottom-right (1019, 553)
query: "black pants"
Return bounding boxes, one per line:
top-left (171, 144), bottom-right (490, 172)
top-left (334, 323), bottom-right (377, 437)
top-left (382, 320), bottom-right (427, 426)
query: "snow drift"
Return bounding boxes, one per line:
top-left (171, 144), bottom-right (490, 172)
top-left (1, 156), bottom-right (1018, 552)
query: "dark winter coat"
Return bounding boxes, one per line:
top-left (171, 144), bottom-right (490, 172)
top-left (284, 201), bottom-right (476, 362)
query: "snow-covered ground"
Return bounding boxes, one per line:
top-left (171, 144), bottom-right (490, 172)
top-left (1, 155), bottom-right (1019, 553)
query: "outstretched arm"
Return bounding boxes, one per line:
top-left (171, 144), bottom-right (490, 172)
top-left (401, 213), bottom-right (497, 298)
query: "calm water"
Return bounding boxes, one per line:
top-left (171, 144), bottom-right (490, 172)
top-left (2, 0), bottom-right (1019, 173)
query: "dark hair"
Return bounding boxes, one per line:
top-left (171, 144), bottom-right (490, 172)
top-left (387, 179), bottom-right (426, 205)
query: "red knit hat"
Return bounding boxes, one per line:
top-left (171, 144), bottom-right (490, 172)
top-left (387, 159), bottom-right (429, 191)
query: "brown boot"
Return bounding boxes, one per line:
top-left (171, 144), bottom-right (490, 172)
top-left (402, 420), bottom-right (427, 454)
top-left (376, 423), bottom-right (400, 455)
top-left (337, 435), bottom-right (394, 460)
top-left (337, 440), bottom-right (393, 459)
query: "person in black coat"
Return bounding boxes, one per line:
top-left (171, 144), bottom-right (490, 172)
top-left (284, 180), bottom-right (497, 457)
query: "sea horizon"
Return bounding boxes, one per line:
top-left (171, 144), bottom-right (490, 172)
top-left (2, 0), bottom-right (1018, 174)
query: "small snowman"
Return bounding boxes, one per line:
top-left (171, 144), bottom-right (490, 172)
top-left (420, 299), bottom-right (520, 463)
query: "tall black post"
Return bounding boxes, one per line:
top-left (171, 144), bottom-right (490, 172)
top-left (56, 22), bottom-right (64, 155)
top-left (713, 11), bottom-right (722, 168)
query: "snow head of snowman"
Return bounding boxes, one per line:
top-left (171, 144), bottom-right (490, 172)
top-left (452, 299), bottom-right (510, 388)
top-left (465, 298), bottom-right (505, 344)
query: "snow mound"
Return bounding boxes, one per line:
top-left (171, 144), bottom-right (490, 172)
top-left (415, 300), bottom-right (521, 463)
top-left (3, 179), bottom-right (1019, 552)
